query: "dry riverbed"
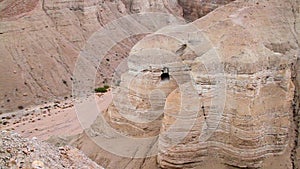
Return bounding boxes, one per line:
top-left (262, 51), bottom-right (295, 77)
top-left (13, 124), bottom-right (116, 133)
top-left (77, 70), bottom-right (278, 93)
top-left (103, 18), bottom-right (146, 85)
top-left (0, 92), bottom-right (112, 140)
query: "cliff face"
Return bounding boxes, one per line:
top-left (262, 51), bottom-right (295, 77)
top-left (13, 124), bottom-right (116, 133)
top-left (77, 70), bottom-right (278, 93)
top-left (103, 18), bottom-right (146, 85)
top-left (158, 0), bottom-right (300, 168)
top-left (158, 1), bottom-right (299, 168)
top-left (82, 0), bottom-right (300, 168)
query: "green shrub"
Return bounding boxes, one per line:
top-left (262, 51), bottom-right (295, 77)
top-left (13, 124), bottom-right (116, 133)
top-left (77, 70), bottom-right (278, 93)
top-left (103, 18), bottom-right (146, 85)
top-left (94, 87), bottom-right (107, 93)
top-left (104, 85), bottom-right (110, 89)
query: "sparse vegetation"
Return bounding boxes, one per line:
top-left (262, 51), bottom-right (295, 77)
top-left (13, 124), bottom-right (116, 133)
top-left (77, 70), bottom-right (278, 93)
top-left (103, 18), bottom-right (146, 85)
top-left (94, 85), bottom-right (110, 93)
top-left (62, 79), bottom-right (68, 86)
top-left (2, 121), bottom-right (9, 125)
top-left (104, 85), bottom-right (110, 89)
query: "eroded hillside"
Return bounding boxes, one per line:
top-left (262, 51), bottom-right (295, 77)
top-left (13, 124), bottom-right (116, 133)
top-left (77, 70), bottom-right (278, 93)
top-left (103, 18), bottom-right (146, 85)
top-left (0, 0), bottom-right (233, 113)
top-left (1, 0), bottom-right (300, 169)
top-left (73, 0), bottom-right (300, 168)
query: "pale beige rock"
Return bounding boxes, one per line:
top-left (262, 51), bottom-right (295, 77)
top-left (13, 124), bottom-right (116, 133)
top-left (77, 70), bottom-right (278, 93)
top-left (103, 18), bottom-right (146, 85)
top-left (84, 0), bottom-right (300, 168)
top-left (156, 0), bottom-right (300, 168)
top-left (32, 160), bottom-right (45, 169)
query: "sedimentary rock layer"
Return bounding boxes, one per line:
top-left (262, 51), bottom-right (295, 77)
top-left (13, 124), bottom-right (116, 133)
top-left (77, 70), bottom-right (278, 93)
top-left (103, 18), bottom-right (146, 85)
top-left (156, 0), bottom-right (300, 168)
top-left (86, 0), bottom-right (300, 168)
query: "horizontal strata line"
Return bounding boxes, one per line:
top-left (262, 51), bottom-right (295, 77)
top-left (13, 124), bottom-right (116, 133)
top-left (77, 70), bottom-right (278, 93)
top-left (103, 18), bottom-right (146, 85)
top-left (163, 111), bottom-right (290, 121)
top-left (217, 110), bottom-right (289, 117)
top-left (159, 140), bottom-right (287, 158)
top-left (216, 121), bottom-right (289, 133)
top-left (161, 129), bottom-right (289, 142)
top-left (159, 149), bottom-right (280, 164)
top-left (159, 148), bottom-right (284, 161)
top-left (214, 129), bottom-right (288, 141)
top-left (159, 149), bottom-right (266, 162)
top-left (217, 119), bottom-right (289, 131)
top-left (162, 117), bottom-right (289, 136)
top-left (222, 111), bottom-right (290, 119)
top-left (159, 158), bottom-right (206, 166)
top-left (159, 136), bottom-right (287, 151)
top-left (159, 130), bottom-right (288, 148)
top-left (213, 132), bottom-right (289, 142)
top-left (217, 124), bottom-right (290, 134)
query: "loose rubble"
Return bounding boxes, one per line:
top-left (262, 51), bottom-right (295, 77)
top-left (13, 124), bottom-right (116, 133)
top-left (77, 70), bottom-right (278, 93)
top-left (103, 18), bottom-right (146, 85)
top-left (0, 131), bottom-right (103, 169)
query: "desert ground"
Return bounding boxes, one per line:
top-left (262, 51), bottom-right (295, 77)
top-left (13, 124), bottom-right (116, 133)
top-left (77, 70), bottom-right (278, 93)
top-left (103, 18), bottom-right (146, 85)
top-left (0, 91), bottom-right (112, 141)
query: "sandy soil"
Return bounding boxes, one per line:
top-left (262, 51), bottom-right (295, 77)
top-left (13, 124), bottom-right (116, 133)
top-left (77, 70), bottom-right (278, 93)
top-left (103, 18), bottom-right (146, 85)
top-left (0, 92), bottom-right (112, 140)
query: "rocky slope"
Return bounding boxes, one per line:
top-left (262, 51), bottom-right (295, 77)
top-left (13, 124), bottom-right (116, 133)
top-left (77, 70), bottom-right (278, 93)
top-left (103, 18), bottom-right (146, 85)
top-left (80, 0), bottom-right (300, 168)
top-left (0, 131), bottom-right (103, 169)
top-left (0, 0), bottom-right (234, 113)
top-left (3, 0), bottom-right (299, 169)
top-left (0, 0), bottom-right (180, 113)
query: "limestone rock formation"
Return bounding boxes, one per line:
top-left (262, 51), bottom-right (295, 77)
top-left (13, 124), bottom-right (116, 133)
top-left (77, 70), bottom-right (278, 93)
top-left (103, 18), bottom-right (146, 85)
top-left (83, 0), bottom-right (300, 168)
top-left (158, 0), bottom-right (300, 168)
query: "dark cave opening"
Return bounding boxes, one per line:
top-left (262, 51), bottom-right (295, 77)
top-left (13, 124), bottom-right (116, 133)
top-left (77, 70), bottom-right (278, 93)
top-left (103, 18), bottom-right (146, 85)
top-left (161, 67), bottom-right (170, 81)
top-left (161, 73), bottom-right (170, 81)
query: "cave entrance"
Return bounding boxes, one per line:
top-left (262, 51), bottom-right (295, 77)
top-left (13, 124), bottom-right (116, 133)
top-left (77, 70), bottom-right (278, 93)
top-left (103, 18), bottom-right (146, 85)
top-left (161, 67), bottom-right (170, 81)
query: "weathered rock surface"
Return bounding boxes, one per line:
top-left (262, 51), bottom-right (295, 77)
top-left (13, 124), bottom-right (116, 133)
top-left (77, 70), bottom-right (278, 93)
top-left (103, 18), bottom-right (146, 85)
top-left (0, 0), bottom-right (39, 21)
top-left (120, 0), bottom-right (183, 14)
top-left (0, 131), bottom-right (103, 169)
top-left (178, 0), bottom-right (235, 21)
top-left (71, 132), bottom-right (158, 169)
top-left (0, 0), bottom-right (234, 113)
top-left (83, 0), bottom-right (300, 168)
top-left (4, 0), bottom-right (299, 169)
top-left (0, 0), bottom-right (183, 113)
top-left (157, 0), bottom-right (300, 168)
